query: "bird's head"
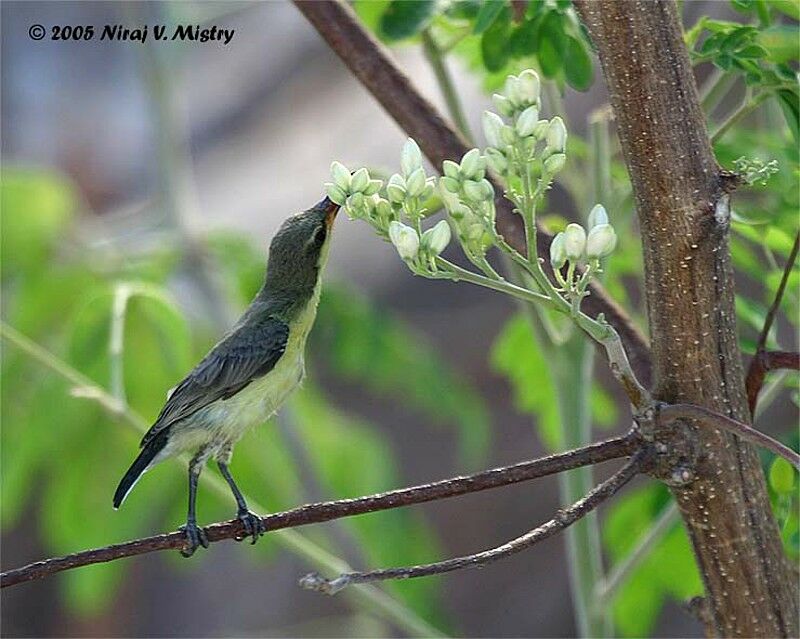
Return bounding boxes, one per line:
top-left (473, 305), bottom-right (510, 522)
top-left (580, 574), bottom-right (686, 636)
top-left (262, 196), bottom-right (340, 292)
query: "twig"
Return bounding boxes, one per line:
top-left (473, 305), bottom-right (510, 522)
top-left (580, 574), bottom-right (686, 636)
top-left (659, 403), bottom-right (800, 470)
top-left (0, 433), bottom-right (639, 588)
top-left (746, 233), bottom-right (800, 413)
top-left (293, 0), bottom-right (653, 389)
top-left (299, 450), bottom-right (649, 594)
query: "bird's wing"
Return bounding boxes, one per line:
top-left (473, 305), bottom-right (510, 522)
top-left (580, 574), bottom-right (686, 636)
top-left (140, 317), bottom-right (290, 447)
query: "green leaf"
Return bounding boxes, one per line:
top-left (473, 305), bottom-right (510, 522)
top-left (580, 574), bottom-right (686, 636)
top-left (769, 457), bottom-right (797, 493)
top-left (509, 16), bottom-right (541, 58)
top-left (473, 0), bottom-right (506, 35)
top-left (380, 0), bottom-right (436, 41)
top-left (353, 0), bottom-right (393, 35)
top-left (564, 36), bottom-right (593, 91)
top-left (491, 313), bottom-right (560, 450)
top-left (537, 11), bottom-right (566, 78)
top-left (604, 484), bottom-right (702, 637)
top-left (768, 0), bottom-right (800, 20)
top-left (480, 6), bottom-right (512, 72)
top-left (756, 25), bottom-right (800, 63)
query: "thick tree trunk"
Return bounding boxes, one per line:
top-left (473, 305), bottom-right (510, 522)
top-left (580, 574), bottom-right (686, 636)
top-left (574, 1), bottom-right (799, 636)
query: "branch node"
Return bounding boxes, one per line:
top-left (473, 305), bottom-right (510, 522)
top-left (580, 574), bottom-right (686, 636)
top-left (299, 571), bottom-right (351, 595)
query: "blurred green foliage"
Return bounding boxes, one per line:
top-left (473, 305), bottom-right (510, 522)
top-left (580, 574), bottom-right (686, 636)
top-left (354, 0), bottom-right (596, 93)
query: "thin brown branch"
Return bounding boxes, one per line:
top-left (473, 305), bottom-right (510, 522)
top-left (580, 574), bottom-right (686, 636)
top-left (746, 232), bottom-right (800, 414)
top-left (659, 403), bottom-right (800, 469)
top-left (299, 450), bottom-right (649, 594)
top-left (293, 0), bottom-right (652, 388)
top-left (0, 433), bottom-right (638, 589)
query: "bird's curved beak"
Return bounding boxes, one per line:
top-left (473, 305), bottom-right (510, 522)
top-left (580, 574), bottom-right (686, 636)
top-left (317, 196), bottom-right (340, 229)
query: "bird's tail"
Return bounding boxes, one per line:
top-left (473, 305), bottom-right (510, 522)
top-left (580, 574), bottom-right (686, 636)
top-left (113, 434), bottom-right (167, 509)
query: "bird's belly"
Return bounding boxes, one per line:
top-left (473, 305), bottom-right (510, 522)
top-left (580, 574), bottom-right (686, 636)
top-left (172, 352), bottom-right (305, 456)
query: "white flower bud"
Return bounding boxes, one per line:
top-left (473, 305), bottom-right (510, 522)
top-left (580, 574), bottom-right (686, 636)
top-left (350, 168), bottom-right (370, 193)
top-left (482, 111), bottom-right (505, 148)
top-left (330, 161), bottom-right (351, 190)
top-left (421, 180), bottom-right (435, 201)
top-left (441, 176), bottom-right (460, 193)
top-left (479, 178), bottom-right (495, 201)
top-left (484, 148), bottom-right (508, 175)
top-left (515, 105), bottom-right (539, 137)
top-left (546, 116), bottom-right (567, 153)
top-left (460, 148), bottom-right (484, 179)
top-left (363, 179), bottom-right (383, 196)
top-left (346, 192), bottom-right (366, 212)
top-left (587, 204), bottom-right (609, 229)
top-left (544, 153), bottom-right (566, 174)
top-left (517, 70), bottom-right (541, 105)
top-left (462, 180), bottom-right (485, 202)
top-left (325, 182), bottom-right (347, 206)
top-left (504, 75), bottom-right (522, 106)
top-left (533, 119), bottom-right (549, 139)
top-left (388, 221), bottom-right (419, 260)
top-left (400, 138), bottom-right (423, 177)
top-left (374, 198), bottom-right (392, 220)
top-left (500, 125), bottom-right (516, 146)
top-left (405, 167), bottom-right (427, 197)
top-left (492, 93), bottom-right (514, 117)
top-left (421, 219), bottom-right (451, 256)
top-left (386, 174), bottom-right (406, 203)
top-left (550, 232), bottom-right (567, 269)
top-left (442, 159), bottom-right (460, 179)
top-left (586, 223), bottom-right (617, 258)
top-left (563, 223), bottom-right (587, 261)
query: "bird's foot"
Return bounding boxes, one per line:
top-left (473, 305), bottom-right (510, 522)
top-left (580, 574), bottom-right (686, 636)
top-left (235, 509), bottom-right (265, 544)
top-left (179, 520), bottom-right (209, 558)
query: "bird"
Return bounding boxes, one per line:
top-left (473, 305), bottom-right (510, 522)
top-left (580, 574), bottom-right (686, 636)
top-left (113, 196), bottom-right (339, 557)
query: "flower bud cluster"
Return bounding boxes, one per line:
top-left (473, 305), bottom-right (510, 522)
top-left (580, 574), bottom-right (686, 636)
top-left (440, 149), bottom-right (495, 204)
top-left (481, 70), bottom-right (566, 181)
top-left (550, 204), bottom-right (617, 270)
top-left (386, 139), bottom-right (436, 211)
top-left (328, 139), bottom-right (452, 267)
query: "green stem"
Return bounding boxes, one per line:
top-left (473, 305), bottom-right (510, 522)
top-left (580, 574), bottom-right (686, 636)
top-left (552, 330), bottom-right (609, 637)
top-left (700, 68), bottom-right (737, 115)
top-left (711, 90), bottom-right (770, 143)
top-left (0, 321), bottom-right (444, 638)
top-left (421, 29), bottom-right (473, 143)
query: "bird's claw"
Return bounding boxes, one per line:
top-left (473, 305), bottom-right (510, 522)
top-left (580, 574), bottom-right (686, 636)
top-left (235, 509), bottom-right (265, 544)
top-left (179, 521), bottom-right (209, 558)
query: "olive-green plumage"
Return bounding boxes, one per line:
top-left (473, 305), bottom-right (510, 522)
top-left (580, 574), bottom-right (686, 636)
top-left (113, 197), bottom-right (339, 555)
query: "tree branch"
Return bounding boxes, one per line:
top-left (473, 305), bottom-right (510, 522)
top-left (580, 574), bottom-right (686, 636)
top-left (299, 450), bottom-right (649, 594)
top-left (293, 0), bottom-right (652, 388)
top-left (0, 433), bottom-right (638, 588)
top-left (658, 403), bottom-right (800, 470)
top-left (746, 232), bottom-right (799, 414)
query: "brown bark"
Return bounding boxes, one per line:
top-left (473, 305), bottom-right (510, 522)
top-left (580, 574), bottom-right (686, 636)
top-left (574, 1), bottom-right (799, 636)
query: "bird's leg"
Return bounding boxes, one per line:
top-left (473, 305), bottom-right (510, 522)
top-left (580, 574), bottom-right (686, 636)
top-left (180, 450), bottom-right (209, 558)
top-left (217, 460), bottom-right (265, 544)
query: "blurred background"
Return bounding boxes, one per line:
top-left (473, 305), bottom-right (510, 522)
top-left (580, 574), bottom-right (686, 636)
top-left (2, 1), bottom-right (797, 637)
